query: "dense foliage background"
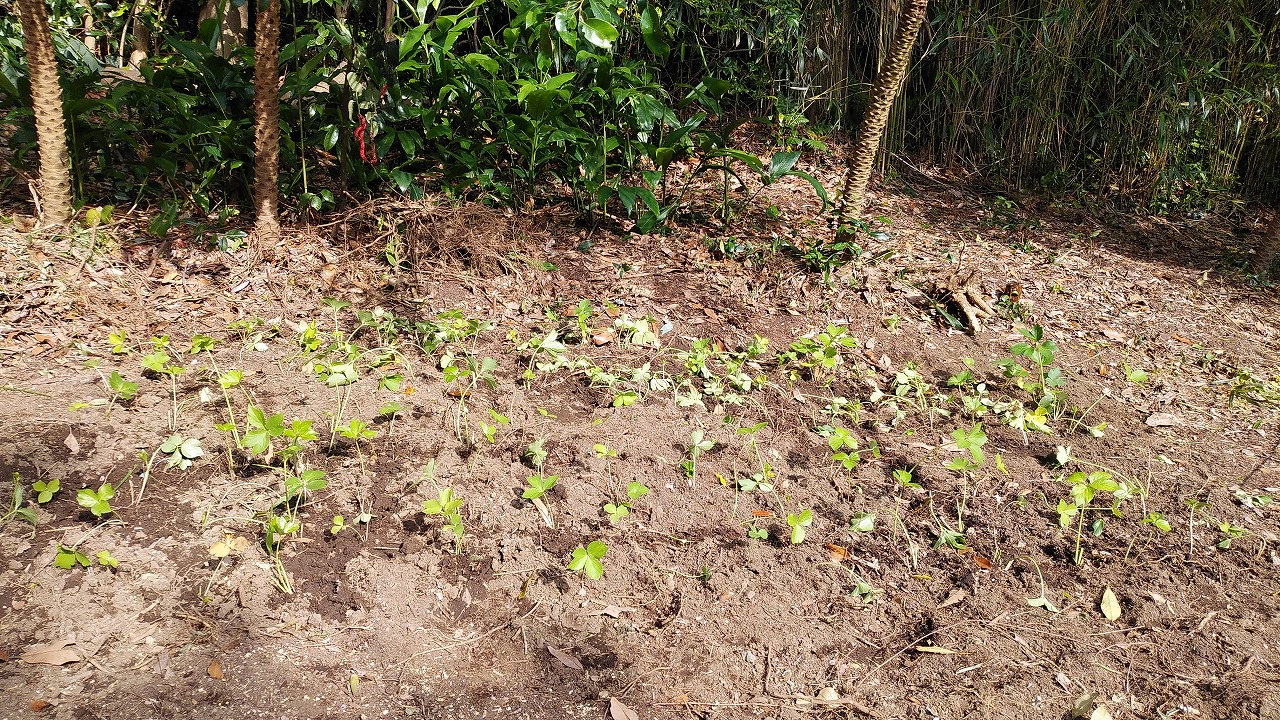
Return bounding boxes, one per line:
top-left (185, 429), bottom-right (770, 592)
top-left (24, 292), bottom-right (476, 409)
top-left (2, 0), bottom-right (1279, 221)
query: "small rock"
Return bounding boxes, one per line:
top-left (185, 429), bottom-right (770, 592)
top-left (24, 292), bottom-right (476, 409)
top-left (818, 687), bottom-right (840, 702)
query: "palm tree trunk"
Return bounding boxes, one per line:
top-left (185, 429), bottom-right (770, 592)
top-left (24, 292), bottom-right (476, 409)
top-left (837, 0), bottom-right (929, 220)
top-left (17, 0), bottom-right (73, 225)
top-left (1254, 218), bottom-right (1280, 276)
top-left (252, 0), bottom-right (282, 242)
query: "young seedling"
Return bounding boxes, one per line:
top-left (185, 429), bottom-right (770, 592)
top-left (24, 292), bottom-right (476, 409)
top-left (680, 429), bottom-right (715, 486)
top-left (280, 469), bottom-right (328, 509)
top-left (96, 550), bottom-right (119, 569)
top-left (54, 544), bottom-right (91, 569)
top-left (422, 487), bottom-right (465, 553)
top-left (140, 339), bottom-right (187, 430)
top-left (567, 540), bottom-right (608, 580)
top-left (481, 408), bottom-right (510, 444)
top-left (822, 426), bottom-right (861, 471)
top-left (77, 483), bottom-right (115, 518)
top-left (159, 434), bottom-right (204, 470)
top-left (603, 481), bottom-right (649, 523)
top-left (850, 512), bottom-right (876, 533)
top-left (337, 419), bottom-right (377, 472)
top-left (2, 474), bottom-right (37, 528)
top-left (787, 508), bottom-right (814, 544)
top-left (33, 478), bottom-right (60, 504)
top-left (263, 511), bottom-right (301, 593)
top-left (104, 370), bottom-right (138, 417)
top-left (893, 468), bottom-right (922, 490)
top-left (523, 440), bottom-right (557, 527)
top-left (330, 514), bottom-right (347, 536)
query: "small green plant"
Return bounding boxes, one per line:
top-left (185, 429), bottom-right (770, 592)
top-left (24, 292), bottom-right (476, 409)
top-left (777, 324), bottom-right (858, 380)
top-left (32, 478), bottom-right (60, 503)
top-left (568, 540), bottom-right (608, 580)
top-left (1054, 454), bottom-right (1135, 564)
top-left (523, 473), bottom-right (558, 500)
top-left (680, 428), bottom-right (715, 485)
top-left (263, 511), bottom-right (301, 593)
top-left (77, 483), bottom-right (115, 518)
top-left (280, 469), bottom-right (328, 509)
top-left (481, 409), bottom-right (509, 443)
top-left (330, 514), bottom-right (347, 535)
top-left (893, 468), bottom-right (922, 490)
top-left (603, 481), bottom-right (649, 523)
top-left (1142, 512), bottom-right (1172, 532)
top-left (96, 550), bottom-right (119, 569)
top-left (1217, 521), bottom-right (1246, 549)
top-left (850, 512), bottom-right (876, 533)
top-left (945, 424), bottom-right (987, 474)
top-left (422, 486), bottom-right (466, 553)
top-left (337, 419), bottom-right (377, 454)
top-left (105, 370), bottom-right (138, 414)
top-left (108, 329), bottom-right (129, 354)
top-left (55, 544), bottom-right (91, 569)
top-left (2, 474), bottom-right (37, 528)
top-left (787, 508), bottom-right (814, 544)
top-left (998, 325), bottom-right (1066, 417)
top-left (820, 425), bottom-right (861, 471)
top-left (159, 434), bottom-right (204, 470)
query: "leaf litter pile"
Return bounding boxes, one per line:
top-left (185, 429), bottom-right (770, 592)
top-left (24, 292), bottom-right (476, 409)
top-left (1, 177), bottom-right (1279, 720)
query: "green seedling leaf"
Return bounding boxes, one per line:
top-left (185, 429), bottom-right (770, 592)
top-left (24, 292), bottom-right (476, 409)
top-left (612, 390), bottom-right (638, 407)
top-left (76, 483), bottom-right (115, 518)
top-left (33, 479), bottom-right (60, 504)
top-left (159, 435), bottom-right (203, 470)
top-left (107, 371), bottom-right (138, 401)
top-left (96, 550), bottom-right (119, 569)
top-left (55, 545), bottom-right (91, 569)
top-left (568, 540), bottom-right (608, 580)
top-left (188, 335), bottom-right (217, 353)
top-left (330, 515), bottom-right (346, 535)
top-left (523, 474), bottom-right (558, 500)
top-left (787, 509), bottom-right (813, 544)
top-left (1123, 364), bottom-right (1148, 384)
top-left (218, 369), bottom-right (243, 389)
top-left (108, 329), bottom-right (128, 354)
top-left (626, 481), bottom-right (649, 501)
top-left (603, 502), bottom-right (629, 522)
top-left (850, 512), bottom-right (876, 533)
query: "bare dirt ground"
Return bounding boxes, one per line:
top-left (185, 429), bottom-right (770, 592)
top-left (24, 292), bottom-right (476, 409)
top-left (2, 172), bottom-right (1279, 720)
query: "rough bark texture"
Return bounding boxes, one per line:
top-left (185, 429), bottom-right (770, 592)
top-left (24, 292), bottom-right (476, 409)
top-left (1254, 218), bottom-right (1280, 276)
top-left (17, 0), bottom-right (73, 225)
top-left (252, 0), bottom-right (283, 242)
top-left (838, 0), bottom-right (929, 218)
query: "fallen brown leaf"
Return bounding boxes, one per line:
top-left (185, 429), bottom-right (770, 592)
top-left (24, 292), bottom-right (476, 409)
top-left (547, 646), bottom-right (583, 671)
top-left (20, 640), bottom-right (80, 666)
top-left (207, 659), bottom-right (224, 679)
top-left (609, 697), bottom-right (640, 720)
top-left (30, 699), bottom-right (51, 711)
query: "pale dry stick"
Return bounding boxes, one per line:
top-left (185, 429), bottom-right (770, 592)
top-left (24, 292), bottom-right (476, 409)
top-left (852, 619), bottom-right (974, 690)
top-left (392, 601), bottom-right (542, 668)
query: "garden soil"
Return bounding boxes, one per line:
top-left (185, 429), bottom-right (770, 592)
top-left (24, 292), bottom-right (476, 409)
top-left (1, 176), bottom-right (1279, 720)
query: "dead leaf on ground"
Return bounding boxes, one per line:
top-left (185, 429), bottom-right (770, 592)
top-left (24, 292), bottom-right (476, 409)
top-left (64, 430), bottom-right (79, 455)
top-left (937, 589), bottom-right (966, 609)
top-left (610, 697), bottom-right (640, 720)
top-left (585, 605), bottom-right (636, 618)
top-left (1145, 413), bottom-right (1179, 427)
top-left (547, 646), bottom-right (583, 671)
top-left (1100, 587), bottom-right (1122, 621)
top-left (29, 699), bottom-right (51, 711)
top-left (20, 640), bottom-right (80, 666)
top-left (914, 646), bottom-right (956, 655)
top-left (207, 659), bottom-right (224, 679)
